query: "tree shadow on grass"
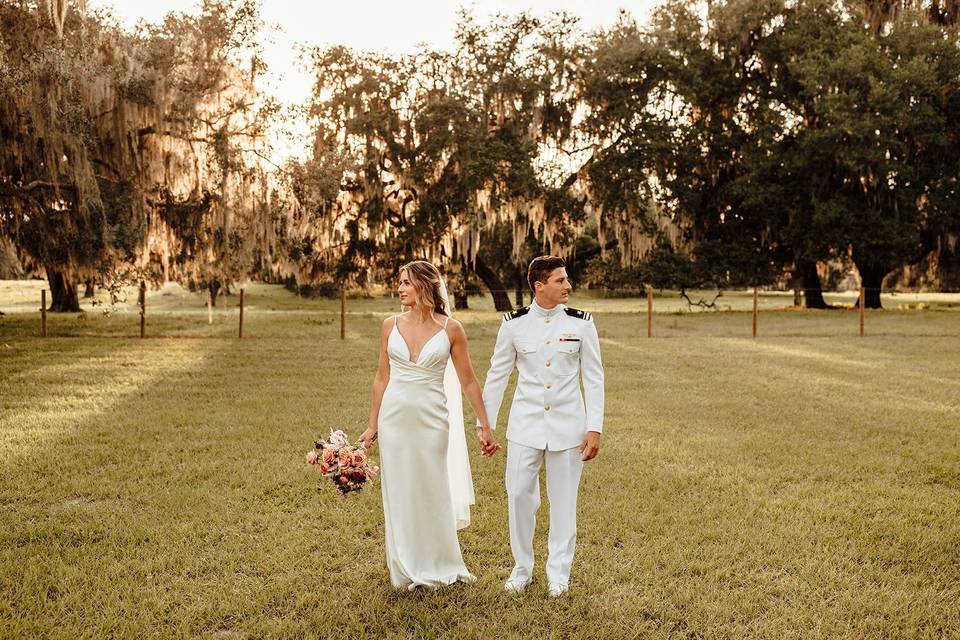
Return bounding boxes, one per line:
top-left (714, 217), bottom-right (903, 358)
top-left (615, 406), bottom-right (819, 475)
top-left (0, 333), bottom-right (397, 637)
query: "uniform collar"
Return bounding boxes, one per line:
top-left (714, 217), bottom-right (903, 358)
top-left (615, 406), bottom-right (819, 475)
top-left (530, 299), bottom-right (565, 317)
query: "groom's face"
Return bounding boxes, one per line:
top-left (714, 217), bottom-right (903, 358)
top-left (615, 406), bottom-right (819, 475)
top-left (536, 267), bottom-right (572, 306)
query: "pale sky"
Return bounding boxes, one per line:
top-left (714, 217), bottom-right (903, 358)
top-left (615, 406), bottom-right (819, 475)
top-left (92, 0), bottom-right (658, 160)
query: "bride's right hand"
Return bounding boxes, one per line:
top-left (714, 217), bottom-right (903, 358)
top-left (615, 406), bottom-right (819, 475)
top-left (360, 427), bottom-right (378, 450)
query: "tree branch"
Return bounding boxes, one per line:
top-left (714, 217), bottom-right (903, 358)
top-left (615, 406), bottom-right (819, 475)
top-left (679, 287), bottom-right (722, 309)
top-left (18, 180), bottom-right (78, 192)
top-left (238, 147), bottom-right (291, 175)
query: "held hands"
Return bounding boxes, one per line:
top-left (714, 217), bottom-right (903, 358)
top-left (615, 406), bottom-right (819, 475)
top-left (578, 431), bottom-right (601, 461)
top-left (475, 426), bottom-right (501, 457)
top-left (359, 427), bottom-right (378, 450)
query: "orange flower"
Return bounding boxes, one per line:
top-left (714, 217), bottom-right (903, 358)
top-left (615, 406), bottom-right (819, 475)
top-left (322, 448), bottom-right (335, 464)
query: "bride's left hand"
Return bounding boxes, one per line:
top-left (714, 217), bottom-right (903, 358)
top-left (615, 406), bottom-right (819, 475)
top-left (476, 426), bottom-right (500, 457)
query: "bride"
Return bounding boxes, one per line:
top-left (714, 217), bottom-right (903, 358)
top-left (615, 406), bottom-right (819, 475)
top-left (360, 260), bottom-right (500, 590)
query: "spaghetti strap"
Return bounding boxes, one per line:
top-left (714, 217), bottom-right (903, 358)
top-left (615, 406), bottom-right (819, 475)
top-left (393, 315), bottom-right (399, 328)
top-left (443, 315), bottom-right (450, 329)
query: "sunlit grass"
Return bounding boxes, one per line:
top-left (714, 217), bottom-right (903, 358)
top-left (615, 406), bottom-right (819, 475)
top-left (2, 280), bottom-right (958, 341)
top-left (1, 282), bottom-right (958, 638)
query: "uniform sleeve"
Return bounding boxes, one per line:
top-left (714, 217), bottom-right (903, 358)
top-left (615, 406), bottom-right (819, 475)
top-left (580, 318), bottom-right (605, 433)
top-left (480, 319), bottom-right (516, 430)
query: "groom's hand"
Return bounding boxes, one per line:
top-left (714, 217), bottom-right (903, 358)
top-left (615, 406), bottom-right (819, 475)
top-left (578, 431), bottom-right (600, 461)
top-left (476, 426), bottom-right (500, 457)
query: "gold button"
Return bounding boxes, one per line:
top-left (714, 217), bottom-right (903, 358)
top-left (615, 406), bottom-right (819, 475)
top-left (545, 405), bottom-right (551, 411)
top-left (546, 361), bottom-right (551, 367)
top-left (545, 384), bottom-right (552, 389)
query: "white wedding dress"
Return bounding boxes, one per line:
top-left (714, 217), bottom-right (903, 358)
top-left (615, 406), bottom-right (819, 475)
top-left (377, 315), bottom-right (475, 589)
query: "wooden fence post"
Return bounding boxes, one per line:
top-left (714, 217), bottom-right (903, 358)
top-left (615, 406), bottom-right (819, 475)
top-left (340, 287), bottom-right (347, 340)
top-left (646, 285), bottom-right (653, 338)
top-left (859, 287), bottom-right (865, 337)
top-left (238, 288), bottom-right (245, 339)
top-left (139, 280), bottom-right (146, 339)
top-left (752, 287), bottom-right (758, 338)
top-left (41, 289), bottom-right (47, 337)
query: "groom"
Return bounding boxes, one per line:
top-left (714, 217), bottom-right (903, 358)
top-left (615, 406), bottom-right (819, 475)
top-left (480, 255), bottom-right (604, 597)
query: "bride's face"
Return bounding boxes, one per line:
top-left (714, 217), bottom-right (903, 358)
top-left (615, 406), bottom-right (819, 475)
top-left (398, 270), bottom-right (417, 307)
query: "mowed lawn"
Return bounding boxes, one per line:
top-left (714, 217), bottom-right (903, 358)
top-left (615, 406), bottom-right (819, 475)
top-left (1, 283), bottom-right (959, 639)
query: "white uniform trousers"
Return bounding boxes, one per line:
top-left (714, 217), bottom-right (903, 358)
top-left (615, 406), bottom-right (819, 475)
top-left (505, 442), bottom-right (584, 586)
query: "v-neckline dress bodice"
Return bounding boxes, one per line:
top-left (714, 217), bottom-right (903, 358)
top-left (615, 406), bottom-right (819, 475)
top-left (386, 317), bottom-right (451, 382)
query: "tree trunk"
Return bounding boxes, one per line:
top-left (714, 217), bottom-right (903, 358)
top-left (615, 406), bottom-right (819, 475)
top-left (565, 239), bottom-right (618, 271)
top-left (789, 266), bottom-right (802, 306)
top-left (83, 279), bottom-right (95, 298)
top-left (209, 280), bottom-right (221, 307)
top-left (453, 268), bottom-right (468, 310)
top-left (855, 261), bottom-right (887, 309)
top-left (515, 271), bottom-right (525, 307)
top-left (473, 256), bottom-right (513, 312)
top-left (799, 260), bottom-right (829, 309)
top-left (46, 267), bottom-right (80, 312)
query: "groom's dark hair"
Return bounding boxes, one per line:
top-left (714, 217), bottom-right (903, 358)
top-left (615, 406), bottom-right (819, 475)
top-left (527, 256), bottom-right (566, 292)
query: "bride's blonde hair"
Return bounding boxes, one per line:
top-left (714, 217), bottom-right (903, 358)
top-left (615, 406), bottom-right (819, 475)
top-left (400, 260), bottom-right (448, 316)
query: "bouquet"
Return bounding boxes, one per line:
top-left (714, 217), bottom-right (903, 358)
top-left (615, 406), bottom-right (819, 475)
top-left (306, 429), bottom-right (379, 496)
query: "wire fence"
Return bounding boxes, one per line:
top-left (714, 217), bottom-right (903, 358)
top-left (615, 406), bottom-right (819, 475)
top-left (1, 281), bottom-right (958, 340)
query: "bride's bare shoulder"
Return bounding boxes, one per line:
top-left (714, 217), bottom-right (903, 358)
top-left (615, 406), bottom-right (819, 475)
top-left (445, 316), bottom-right (466, 337)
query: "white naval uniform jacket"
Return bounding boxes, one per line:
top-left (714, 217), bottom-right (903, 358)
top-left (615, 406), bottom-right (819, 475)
top-left (481, 300), bottom-right (604, 451)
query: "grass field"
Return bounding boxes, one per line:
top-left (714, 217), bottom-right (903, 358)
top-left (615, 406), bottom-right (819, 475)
top-left (1, 282), bottom-right (959, 639)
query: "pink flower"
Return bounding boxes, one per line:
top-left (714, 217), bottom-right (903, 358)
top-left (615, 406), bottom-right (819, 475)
top-left (320, 464), bottom-right (330, 474)
top-left (329, 430), bottom-right (349, 447)
top-left (338, 449), bottom-right (353, 468)
top-left (322, 449), bottom-right (335, 464)
top-left (352, 451), bottom-right (367, 467)
top-left (306, 451), bottom-right (318, 465)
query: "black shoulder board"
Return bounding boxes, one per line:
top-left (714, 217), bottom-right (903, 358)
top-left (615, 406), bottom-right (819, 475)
top-left (564, 307), bottom-right (593, 321)
top-left (503, 306), bottom-right (530, 322)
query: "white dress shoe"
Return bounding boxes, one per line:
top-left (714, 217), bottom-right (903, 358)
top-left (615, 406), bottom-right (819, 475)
top-left (504, 578), bottom-right (531, 594)
top-left (548, 582), bottom-right (568, 598)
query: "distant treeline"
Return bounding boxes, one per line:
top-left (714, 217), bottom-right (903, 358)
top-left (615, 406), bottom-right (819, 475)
top-left (1, 1), bottom-right (958, 311)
